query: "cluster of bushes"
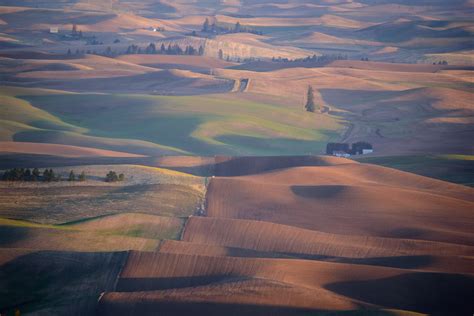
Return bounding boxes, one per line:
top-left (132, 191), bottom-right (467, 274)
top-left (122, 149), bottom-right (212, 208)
top-left (326, 142), bottom-right (373, 155)
top-left (1, 168), bottom-right (86, 182)
top-left (433, 60), bottom-right (448, 65)
top-left (105, 171), bottom-right (125, 182)
top-left (201, 19), bottom-right (262, 36)
top-left (67, 170), bottom-right (87, 182)
top-left (271, 54), bottom-right (348, 63)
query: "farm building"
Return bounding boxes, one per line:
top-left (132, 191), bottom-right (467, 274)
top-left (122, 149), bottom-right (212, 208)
top-left (49, 27), bottom-right (59, 34)
top-left (326, 142), bottom-right (373, 157)
top-left (333, 151), bottom-right (351, 158)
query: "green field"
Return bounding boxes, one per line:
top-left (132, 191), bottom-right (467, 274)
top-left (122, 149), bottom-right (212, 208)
top-left (356, 155), bottom-right (474, 187)
top-left (1, 87), bottom-right (343, 156)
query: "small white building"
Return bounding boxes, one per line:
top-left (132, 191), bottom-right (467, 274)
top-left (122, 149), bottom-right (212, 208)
top-left (362, 149), bottom-right (374, 155)
top-left (49, 27), bottom-right (59, 34)
top-left (333, 151), bottom-right (351, 158)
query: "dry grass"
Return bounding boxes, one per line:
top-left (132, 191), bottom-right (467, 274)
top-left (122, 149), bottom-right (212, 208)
top-left (0, 164), bottom-right (205, 224)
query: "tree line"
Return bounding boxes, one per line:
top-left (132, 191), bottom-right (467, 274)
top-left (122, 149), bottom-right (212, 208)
top-left (66, 43), bottom-right (205, 58)
top-left (125, 43), bottom-right (205, 56)
top-left (272, 54), bottom-right (348, 64)
top-left (1, 168), bottom-right (85, 182)
top-left (1, 168), bottom-right (125, 183)
top-left (201, 18), bottom-right (263, 36)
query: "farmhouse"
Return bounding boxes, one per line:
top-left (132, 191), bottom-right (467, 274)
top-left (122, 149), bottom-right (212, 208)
top-left (49, 27), bottom-right (59, 34)
top-left (326, 142), bottom-right (373, 157)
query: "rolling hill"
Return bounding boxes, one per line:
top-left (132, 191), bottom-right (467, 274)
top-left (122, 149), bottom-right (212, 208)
top-left (89, 156), bottom-right (474, 315)
top-left (0, 0), bottom-right (473, 315)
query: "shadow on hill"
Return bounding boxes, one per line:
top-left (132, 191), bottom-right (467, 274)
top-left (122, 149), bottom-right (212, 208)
top-left (9, 71), bottom-right (233, 95)
top-left (0, 9), bottom-right (115, 28)
top-left (97, 299), bottom-right (382, 316)
top-left (229, 60), bottom-right (333, 72)
top-left (326, 272), bottom-right (474, 315)
top-left (291, 185), bottom-right (348, 199)
top-left (0, 226), bottom-right (29, 247)
top-left (213, 155), bottom-right (345, 177)
top-left (334, 255), bottom-right (435, 270)
top-left (0, 250), bottom-right (127, 315)
top-left (117, 275), bottom-right (239, 292)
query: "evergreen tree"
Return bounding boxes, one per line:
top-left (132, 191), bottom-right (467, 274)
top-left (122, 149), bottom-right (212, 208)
top-left (160, 43), bottom-right (166, 54)
top-left (235, 21), bottom-right (241, 33)
top-left (49, 169), bottom-right (56, 182)
top-left (32, 168), bottom-right (40, 181)
top-left (118, 173), bottom-right (125, 181)
top-left (218, 49), bottom-right (224, 60)
top-left (68, 170), bottom-right (76, 181)
top-left (43, 169), bottom-right (51, 182)
top-left (24, 169), bottom-right (31, 181)
top-left (198, 45), bottom-right (204, 56)
top-left (305, 86), bottom-right (315, 112)
top-left (202, 18), bottom-right (210, 32)
top-left (105, 171), bottom-right (118, 182)
top-left (145, 43), bottom-right (156, 54)
top-left (1, 170), bottom-right (9, 181)
top-left (173, 44), bottom-right (183, 55)
top-left (78, 171), bottom-right (86, 182)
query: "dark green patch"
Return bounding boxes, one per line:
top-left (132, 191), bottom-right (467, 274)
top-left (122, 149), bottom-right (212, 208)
top-left (356, 155), bottom-right (474, 186)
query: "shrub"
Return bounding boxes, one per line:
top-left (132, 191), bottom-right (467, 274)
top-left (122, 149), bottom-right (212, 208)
top-left (68, 170), bottom-right (76, 181)
top-left (105, 171), bottom-right (125, 182)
